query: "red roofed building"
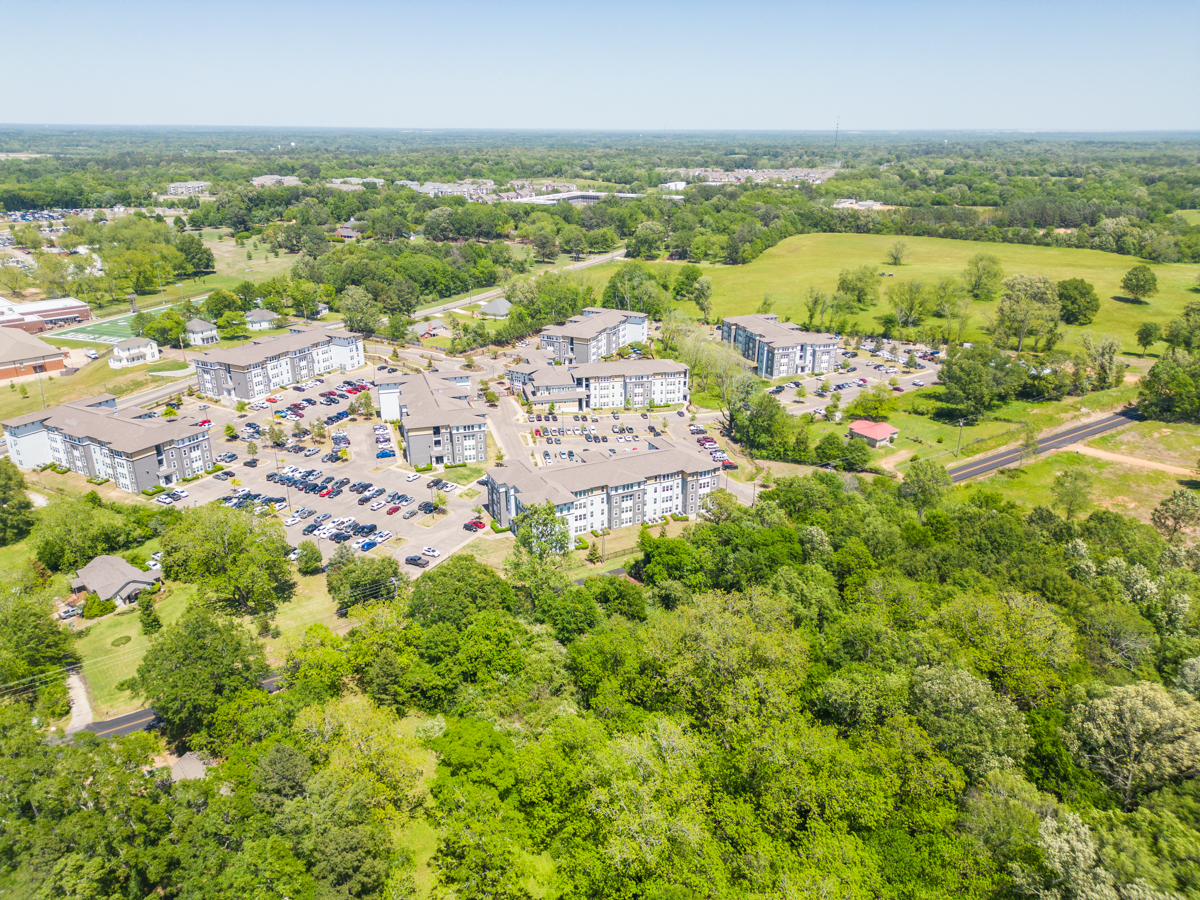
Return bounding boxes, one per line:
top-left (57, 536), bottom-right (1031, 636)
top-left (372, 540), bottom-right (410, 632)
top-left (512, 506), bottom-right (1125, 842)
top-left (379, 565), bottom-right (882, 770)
top-left (848, 420), bottom-right (898, 448)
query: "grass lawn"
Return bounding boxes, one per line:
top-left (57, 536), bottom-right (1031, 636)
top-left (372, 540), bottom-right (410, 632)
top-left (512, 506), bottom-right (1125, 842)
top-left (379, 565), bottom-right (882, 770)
top-left (571, 234), bottom-right (1200, 354)
top-left (957, 450), bottom-right (1187, 526)
top-left (1086, 420), bottom-right (1200, 470)
top-left (147, 359), bottom-right (190, 373)
top-left (72, 581), bottom-right (194, 719)
top-left (1175, 210), bottom-right (1200, 226)
top-left (444, 465), bottom-right (486, 485)
top-left (0, 359), bottom-right (175, 423)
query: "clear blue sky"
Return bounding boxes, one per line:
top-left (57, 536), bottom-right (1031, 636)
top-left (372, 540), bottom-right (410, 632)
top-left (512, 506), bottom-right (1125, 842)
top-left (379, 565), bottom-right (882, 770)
top-left (8, 0), bottom-right (1198, 131)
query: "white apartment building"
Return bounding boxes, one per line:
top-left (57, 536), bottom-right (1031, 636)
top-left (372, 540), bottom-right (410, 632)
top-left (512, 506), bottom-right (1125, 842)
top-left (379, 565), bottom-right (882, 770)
top-left (538, 307), bottom-right (648, 363)
top-left (376, 373), bottom-right (486, 468)
top-left (167, 181), bottom-right (211, 195)
top-left (487, 444), bottom-right (719, 537)
top-left (720, 314), bottom-right (838, 379)
top-left (108, 337), bottom-right (160, 369)
top-left (511, 359), bottom-right (689, 411)
top-left (3, 394), bottom-right (213, 492)
top-left (192, 326), bottom-right (364, 403)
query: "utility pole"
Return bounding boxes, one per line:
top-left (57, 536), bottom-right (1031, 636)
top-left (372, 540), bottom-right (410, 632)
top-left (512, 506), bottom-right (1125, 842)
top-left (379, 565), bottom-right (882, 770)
top-left (834, 117), bottom-right (839, 150)
top-left (955, 418), bottom-right (966, 457)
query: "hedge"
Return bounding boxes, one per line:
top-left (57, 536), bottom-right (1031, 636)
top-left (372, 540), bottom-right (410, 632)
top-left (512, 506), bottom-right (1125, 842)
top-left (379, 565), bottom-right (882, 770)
top-left (670, 514), bottom-right (689, 522)
top-left (142, 485), bottom-right (165, 496)
top-left (490, 521), bottom-right (511, 533)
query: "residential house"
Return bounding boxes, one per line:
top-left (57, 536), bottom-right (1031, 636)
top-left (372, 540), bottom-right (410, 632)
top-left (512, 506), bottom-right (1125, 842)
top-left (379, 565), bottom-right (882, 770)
top-left (245, 309), bottom-right (279, 331)
top-left (186, 318), bottom-right (219, 346)
top-left (72, 555), bottom-right (160, 606)
top-left (848, 420), bottom-right (898, 448)
top-left (108, 337), bottom-right (160, 369)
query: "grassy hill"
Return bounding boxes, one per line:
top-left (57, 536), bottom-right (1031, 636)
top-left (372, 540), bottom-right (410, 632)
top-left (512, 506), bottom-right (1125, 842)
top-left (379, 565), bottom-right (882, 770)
top-left (575, 234), bottom-right (1200, 354)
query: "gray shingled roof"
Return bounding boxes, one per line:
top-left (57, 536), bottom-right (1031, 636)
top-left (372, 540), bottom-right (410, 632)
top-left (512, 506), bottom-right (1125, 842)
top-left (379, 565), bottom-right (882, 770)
top-left (71, 555), bottom-right (159, 602)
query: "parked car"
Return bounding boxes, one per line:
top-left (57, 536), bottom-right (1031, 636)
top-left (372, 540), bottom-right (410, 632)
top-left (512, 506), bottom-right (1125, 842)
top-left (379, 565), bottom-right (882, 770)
top-left (405, 555), bottom-right (430, 568)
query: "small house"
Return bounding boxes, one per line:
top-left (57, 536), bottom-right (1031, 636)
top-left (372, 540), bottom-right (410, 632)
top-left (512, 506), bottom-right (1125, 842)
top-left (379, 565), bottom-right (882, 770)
top-left (71, 555), bottom-right (160, 607)
top-left (185, 318), bottom-right (218, 346)
top-left (245, 309), bottom-right (279, 332)
top-left (109, 337), bottom-right (160, 369)
top-left (848, 420), bottom-right (898, 448)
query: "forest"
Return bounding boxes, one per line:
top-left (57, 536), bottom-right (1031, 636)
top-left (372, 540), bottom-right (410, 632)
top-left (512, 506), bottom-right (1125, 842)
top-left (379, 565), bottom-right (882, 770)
top-left (4, 454), bottom-right (1200, 899)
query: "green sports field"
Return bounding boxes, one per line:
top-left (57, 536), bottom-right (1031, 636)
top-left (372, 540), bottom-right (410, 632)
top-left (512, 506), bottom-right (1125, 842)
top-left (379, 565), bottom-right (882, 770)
top-left (574, 234), bottom-right (1200, 354)
top-left (55, 301), bottom-right (202, 344)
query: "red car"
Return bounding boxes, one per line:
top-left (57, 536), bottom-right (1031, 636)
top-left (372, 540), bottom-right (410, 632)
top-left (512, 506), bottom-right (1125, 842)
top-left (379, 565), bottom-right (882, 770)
top-left (387, 505), bottom-right (401, 515)
top-left (345, 387), bottom-right (359, 394)
top-left (265, 397), bottom-right (278, 403)
top-left (319, 487), bottom-right (333, 497)
top-left (464, 520), bottom-right (486, 531)
top-left (197, 419), bottom-right (212, 427)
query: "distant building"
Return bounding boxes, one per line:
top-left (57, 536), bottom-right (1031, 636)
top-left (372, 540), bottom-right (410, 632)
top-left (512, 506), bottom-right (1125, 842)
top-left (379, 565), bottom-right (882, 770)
top-left (539, 307), bottom-right (648, 364)
top-left (514, 359), bottom-right (689, 412)
top-left (660, 181), bottom-right (687, 191)
top-left (108, 337), bottom-right (160, 369)
top-left (2, 394), bottom-right (214, 491)
top-left (377, 372), bottom-right (486, 468)
top-left (327, 183), bottom-right (364, 192)
top-left (832, 198), bottom-right (883, 210)
top-left (167, 181), bottom-right (211, 195)
top-left (477, 296), bottom-right (512, 319)
top-left (848, 420), bottom-right (898, 448)
top-left (328, 177), bottom-right (385, 186)
top-left (72, 555), bottom-right (160, 606)
top-left (335, 225), bottom-right (361, 239)
top-left (0, 328), bottom-right (67, 380)
top-left (250, 175), bottom-right (302, 188)
top-left (245, 309), bottom-right (279, 332)
top-left (192, 326), bottom-right (364, 403)
top-left (185, 318), bottom-right (218, 346)
top-left (0, 296), bottom-right (92, 334)
top-left (720, 314), bottom-right (838, 379)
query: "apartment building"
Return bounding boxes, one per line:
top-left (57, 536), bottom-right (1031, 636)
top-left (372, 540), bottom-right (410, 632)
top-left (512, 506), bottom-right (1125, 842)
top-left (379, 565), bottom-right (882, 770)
top-left (167, 181), bottom-right (211, 195)
top-left (377, 373), bottom-right (486, 468)
top-left (511, 359), bottom-right (689, 411)
top-left (486, 445), bottom-right (720, 537)
top-left (720, 314), bottom-right (838, 379)
top-left (192, 326), bottom-right (364, 402)
top-left (538, 307), bottom-right (648, 364)
top-left (250, 175), bottom-right (303, 188)
top-left (108, 337), bottom-right (160, 369)
top-left (3, 394), bottom-right (213, 492)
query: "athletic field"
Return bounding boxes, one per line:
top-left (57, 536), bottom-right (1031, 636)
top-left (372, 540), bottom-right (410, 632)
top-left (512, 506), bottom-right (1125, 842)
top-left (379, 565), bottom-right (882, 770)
top-left (55, 302), bottom-right (201, 344)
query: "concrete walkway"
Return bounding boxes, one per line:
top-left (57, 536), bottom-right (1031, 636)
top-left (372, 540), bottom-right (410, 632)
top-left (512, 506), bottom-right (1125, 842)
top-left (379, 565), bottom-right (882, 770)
top-left (65, 672), bottom-right (94, 735)
top-left (1064, 443), bottom-right (1197, 478)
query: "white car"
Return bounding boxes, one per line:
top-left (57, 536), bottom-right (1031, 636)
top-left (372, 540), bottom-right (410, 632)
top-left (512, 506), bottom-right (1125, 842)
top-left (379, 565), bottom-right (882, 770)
top-left (421, 546), bottom-right (440, 558)
top-left (370, 500), bottom-right (386, 511)
top-left (374, 531), bottom-right (393, 543)
top-left (406, 472), bottom-right (421, 482)
top-left (912, 379), bottom-right (925, 387)
top-left (155, 496), bottom-right (174, 505)
top-left (146, 560), bottom-right (160, 570)
top-left (352, 538), bottom-right (369, 550)
top-left (442, 482), bottom-right (458, 492)
top-left (284, 516), bottom-right (301, 526)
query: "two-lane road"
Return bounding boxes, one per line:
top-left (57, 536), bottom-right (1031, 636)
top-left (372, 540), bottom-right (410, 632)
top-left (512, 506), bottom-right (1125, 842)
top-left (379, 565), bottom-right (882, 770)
top-left (947, 410), bottom-right (1139, 483)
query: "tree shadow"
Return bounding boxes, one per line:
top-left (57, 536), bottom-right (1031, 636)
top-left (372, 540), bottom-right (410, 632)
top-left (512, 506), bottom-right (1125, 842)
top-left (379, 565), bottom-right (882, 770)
top-left (1110, 295), bottom-right (1149, 306)
top-left (1177, 478), bottom-right (1200, 491)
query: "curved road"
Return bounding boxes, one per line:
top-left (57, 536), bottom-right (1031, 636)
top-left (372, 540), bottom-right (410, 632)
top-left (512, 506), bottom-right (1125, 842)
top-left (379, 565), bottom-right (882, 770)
top-left (947, 410), bottom-right (1139, 483)
top-left (81, 672), bottom-right (284, 739)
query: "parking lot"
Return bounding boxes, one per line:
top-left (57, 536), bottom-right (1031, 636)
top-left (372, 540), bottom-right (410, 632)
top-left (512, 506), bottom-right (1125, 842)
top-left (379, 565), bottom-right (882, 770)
top-left (153, 385), bottom-right (495, 572)
top-left (526, 407), bottom-right (691, 469)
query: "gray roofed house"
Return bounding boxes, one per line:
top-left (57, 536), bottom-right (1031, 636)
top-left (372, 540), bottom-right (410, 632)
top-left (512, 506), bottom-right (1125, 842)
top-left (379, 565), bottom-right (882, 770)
top-left (245, 309), bottom-right (279, 331)
top-left (109, 336), bottom-right (161, 369)
top-left (185, 318), bottom-right (218, 346)
top-left (71, 554), bottom-right (160, 606)
top-left (478, 296), bottom-right (512, 318)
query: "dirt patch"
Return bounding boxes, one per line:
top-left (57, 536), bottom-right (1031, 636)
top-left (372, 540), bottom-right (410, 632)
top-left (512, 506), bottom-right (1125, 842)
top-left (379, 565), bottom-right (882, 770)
top-left (1065, 443), bottom-right (1195, 477)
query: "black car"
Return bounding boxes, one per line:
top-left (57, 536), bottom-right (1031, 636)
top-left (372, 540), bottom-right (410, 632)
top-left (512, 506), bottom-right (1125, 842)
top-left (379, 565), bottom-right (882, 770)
top-left (243, 459), bottom-right (259, 467)
top-left (302, 523), bottom-right (319, 535)
top-left (335, 478), bottom-right (350, 488)
top-left (328, 488), bottom-right (343, 498)
top-left (405, 555), bottom-right (430, 568)
top-left (358, 495), bottom-right (372, 506)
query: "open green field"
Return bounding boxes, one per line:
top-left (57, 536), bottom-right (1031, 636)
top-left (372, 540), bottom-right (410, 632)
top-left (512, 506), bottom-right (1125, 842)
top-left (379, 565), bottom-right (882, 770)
top-left (955, 449), bottom-right (1188, 527)
top-left (1175, 210), bottom-right (1200, 226)
top-left (1086, 419), bottom-right (1200, 470)
top-left (574, 234), bottom-right (1200, 354)
top-left (0, 358), bottom-right (171, 422)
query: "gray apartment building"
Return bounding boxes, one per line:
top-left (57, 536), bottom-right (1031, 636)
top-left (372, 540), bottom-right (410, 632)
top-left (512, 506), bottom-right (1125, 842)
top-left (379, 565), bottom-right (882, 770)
top-left (720, 314), bottom-right (839, 379)
top-left (539, 307), bottom-right (649, 363)
top-left (487, 443), bottom-right (719, 538)
top-left (510, 359), bottom-right (689, 411)
top-left (376, 373), bottom-right (487, 468)
top-left (192, 326), bottom-right (365, 403)
top-left (2, 395), bottom-right (213, 493)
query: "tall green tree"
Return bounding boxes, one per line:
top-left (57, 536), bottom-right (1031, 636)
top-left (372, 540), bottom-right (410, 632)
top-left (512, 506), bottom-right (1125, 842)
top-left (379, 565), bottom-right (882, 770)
top-left (0, 459), bottom-right (35, 546)
top-left (129, 605), bottom-right (267, 743)
top-left (1121, 264), bottom-right (1159, 301)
